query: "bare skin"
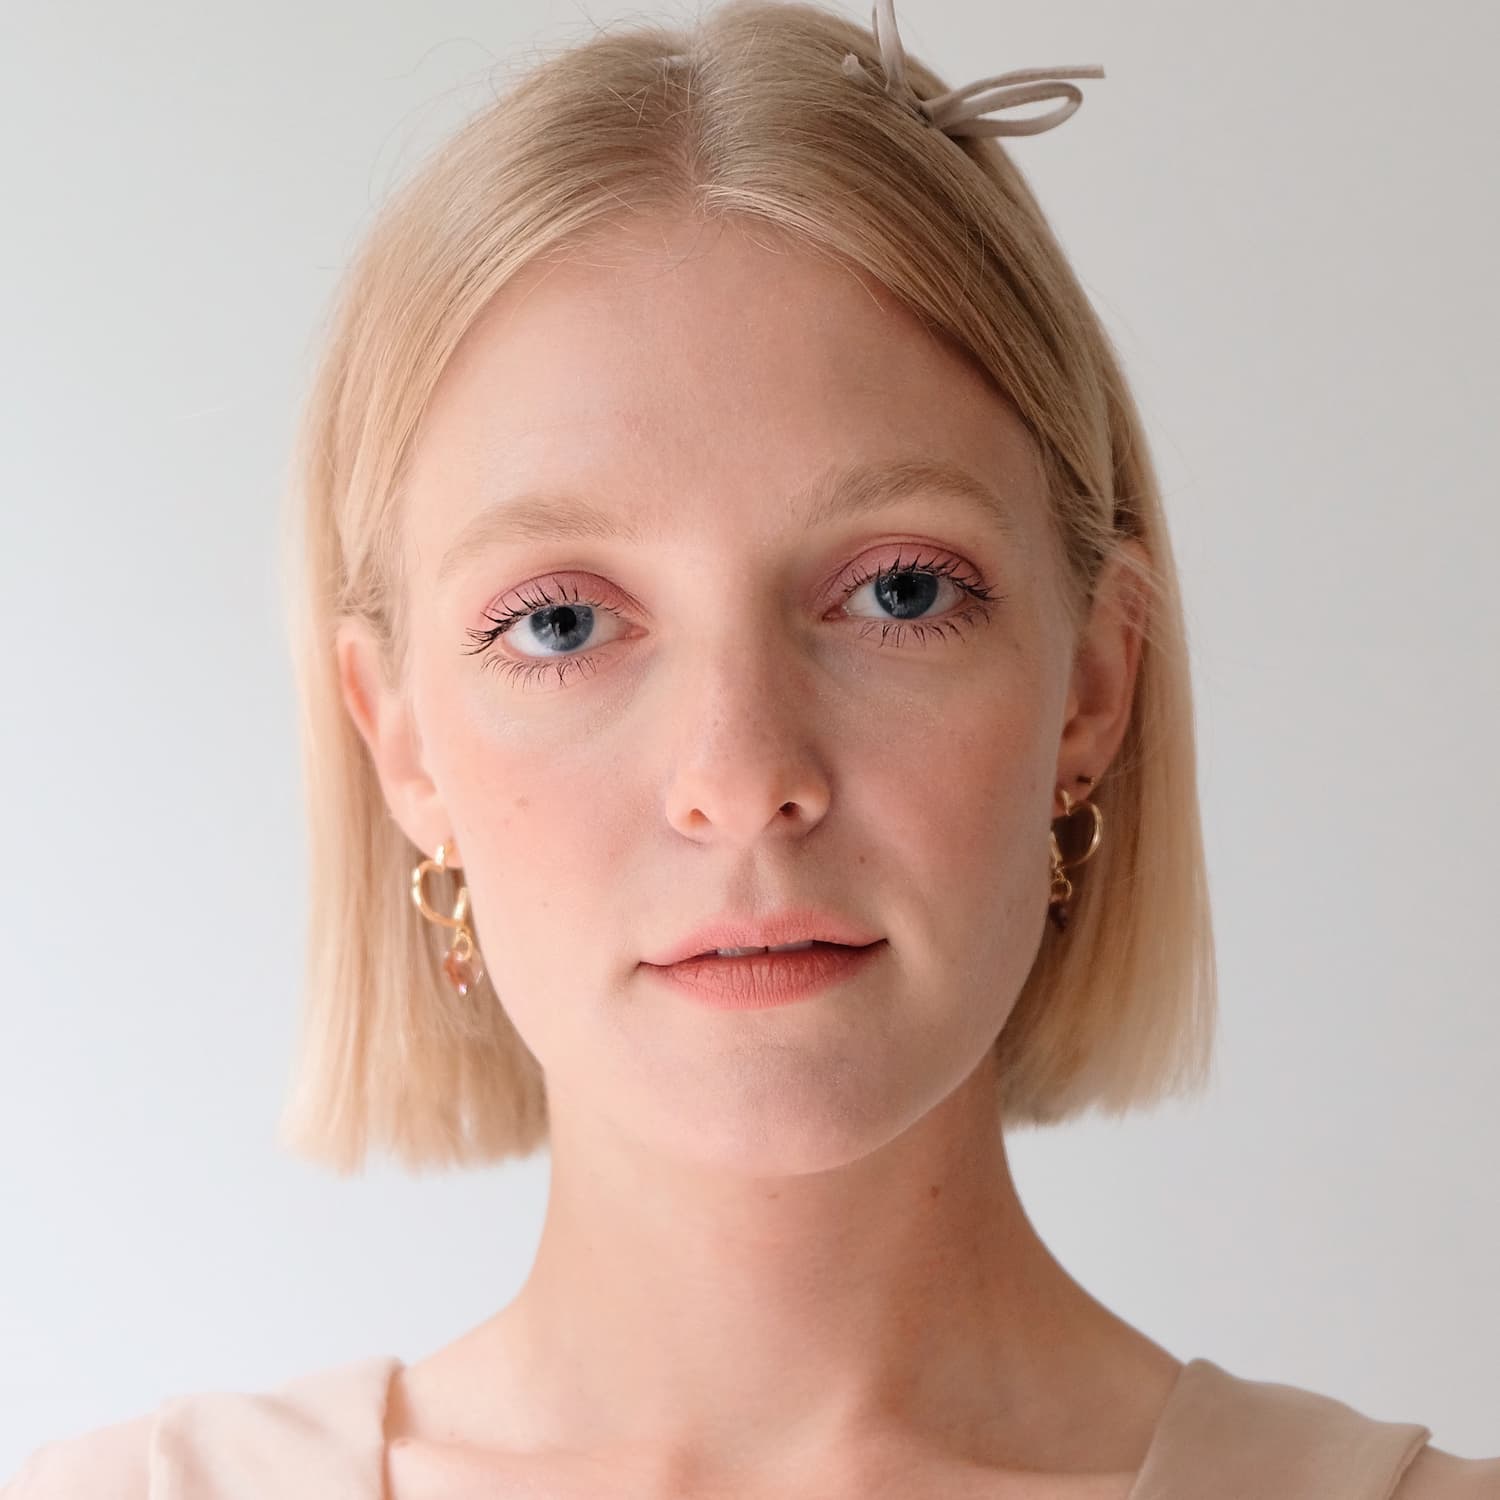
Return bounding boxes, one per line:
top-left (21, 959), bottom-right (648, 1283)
top-left (339, 213), bottom-right (1168, 1497)
top-left (379, 1065), bottom-right (1183, 1499)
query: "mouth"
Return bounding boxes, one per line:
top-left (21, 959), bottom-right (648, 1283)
top-left (679, 939), bottom-right (868, 962)
top-left (641, 910), bottom-right (885, 969)
top-left (644, 939), bottom-right (889, 1009)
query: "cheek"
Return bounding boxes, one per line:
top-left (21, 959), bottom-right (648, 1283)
top-left (435, 762), bottom-right (612, 1079)
top-left (854, 685), bottom-right (1052, 907)
top-left (442, 759), bottom-right (608, 965)
top-left (409, 673), bottom-right (613, 1014)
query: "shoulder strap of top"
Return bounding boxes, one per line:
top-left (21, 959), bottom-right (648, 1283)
top-left (148, 1354), bottom-right (401, 1499)
top-left (1131, 1357), bottom-right (1433, 1500)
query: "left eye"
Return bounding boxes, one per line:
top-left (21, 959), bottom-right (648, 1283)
top-left (462, 550), bottom-right (1005, 689)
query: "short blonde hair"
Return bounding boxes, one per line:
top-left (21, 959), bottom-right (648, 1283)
top-left (277, 0), bottom-right (1217, 1176)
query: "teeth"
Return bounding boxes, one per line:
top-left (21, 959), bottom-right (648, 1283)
top-left (710, 940), bottom-right (818, 958)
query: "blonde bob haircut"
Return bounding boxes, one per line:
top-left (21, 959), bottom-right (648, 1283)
top-left (278, 0), bottom-right (1217, 1176)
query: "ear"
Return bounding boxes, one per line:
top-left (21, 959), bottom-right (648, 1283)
top-left (334, 617), bottom-right (458, 866)
top-left (1055, 540), bottom-right (1150, 797)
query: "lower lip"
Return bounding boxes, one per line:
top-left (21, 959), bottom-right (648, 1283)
top-left (644, 940), bottom-right (887, 1009)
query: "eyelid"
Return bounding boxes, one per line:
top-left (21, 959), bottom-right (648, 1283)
top-left (468, 540), bottom-right (1000, 661)
top-left (476, 534), bottom-right (996, 621)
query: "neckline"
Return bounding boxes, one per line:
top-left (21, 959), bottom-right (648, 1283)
top-left (377, 1354), bottom-right (1209, 1497)
top-left (1119, 1356), bottom-right (1205, 1500)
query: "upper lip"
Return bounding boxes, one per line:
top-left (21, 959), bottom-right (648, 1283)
top-left (643, 908), bottom-right (884, 967)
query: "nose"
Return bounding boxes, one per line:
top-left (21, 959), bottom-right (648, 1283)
top-left (658, 627), bottom-right (833, 845)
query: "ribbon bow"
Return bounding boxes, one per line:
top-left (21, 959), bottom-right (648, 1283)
top-left (841, 0), bottom-right (1105, 139)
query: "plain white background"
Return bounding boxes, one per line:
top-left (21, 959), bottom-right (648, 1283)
top-left (2, 0), bottom-right (1496, 1473)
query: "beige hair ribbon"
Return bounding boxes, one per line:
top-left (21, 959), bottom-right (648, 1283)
top-left (840, 0), bottom-right (1104, 138)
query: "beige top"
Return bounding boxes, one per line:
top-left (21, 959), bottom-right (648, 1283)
top-left (4, 1353), bottom-right (1497, 1497)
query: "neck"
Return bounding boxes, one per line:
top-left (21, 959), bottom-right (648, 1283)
top-left (427, 1052), bottom-right (1179, 1490)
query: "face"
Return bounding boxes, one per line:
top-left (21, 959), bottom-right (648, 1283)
top-left (340, 215), bottom-right (1140, 1176)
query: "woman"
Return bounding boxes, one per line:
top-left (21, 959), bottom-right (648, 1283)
top-left (7, 0), bottom-right (1494, 1495)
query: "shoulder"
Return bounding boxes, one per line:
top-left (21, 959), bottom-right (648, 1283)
top-left (1, 1355), bottom-right (403, 1500)
top-left (1394, 1445), bottom-right (1500, 1498)
top-left (1157, 1358), bottom-right (1495, 1497)
top-left (1, 1412), bottom-right (155, 1498)
top-left (1201, 1362), bottom-right (1500, 1498)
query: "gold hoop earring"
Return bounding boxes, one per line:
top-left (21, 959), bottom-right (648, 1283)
top-left (410, 840), bottom-right (484, 996)
top-left (1048, 775), bottom-right (1102, 933)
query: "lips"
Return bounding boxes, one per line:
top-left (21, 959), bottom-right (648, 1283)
top-left (645, 938), bottom-right (888, 1008)
top-left (694, 939), bottom-right (853, 959)
top-left (643, 909), bottom-right (884, 968)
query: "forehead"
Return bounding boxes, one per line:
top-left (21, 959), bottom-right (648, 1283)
top-left (405, 217), bottom-right (1045, 562)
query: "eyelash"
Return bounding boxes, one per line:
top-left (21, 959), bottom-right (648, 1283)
top-left (461, 549), bottom-right (1006, 689)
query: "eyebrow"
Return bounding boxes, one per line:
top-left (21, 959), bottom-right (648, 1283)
top-left (434, 456), bottom-right (1018, 587)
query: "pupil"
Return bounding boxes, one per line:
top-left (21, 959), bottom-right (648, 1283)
top-left (532, 603), bottom-right (593, 651)
top-left (874, 570), bottom-right (938, 620)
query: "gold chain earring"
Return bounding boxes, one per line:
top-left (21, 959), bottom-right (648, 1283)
top-left (410, 840), bottom-right (485, 996)
top-left (1048, 774), bottom-right (1102, 933)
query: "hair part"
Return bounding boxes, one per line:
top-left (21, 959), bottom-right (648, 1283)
top-left (277, 0), bottom-right (1217, 1175)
